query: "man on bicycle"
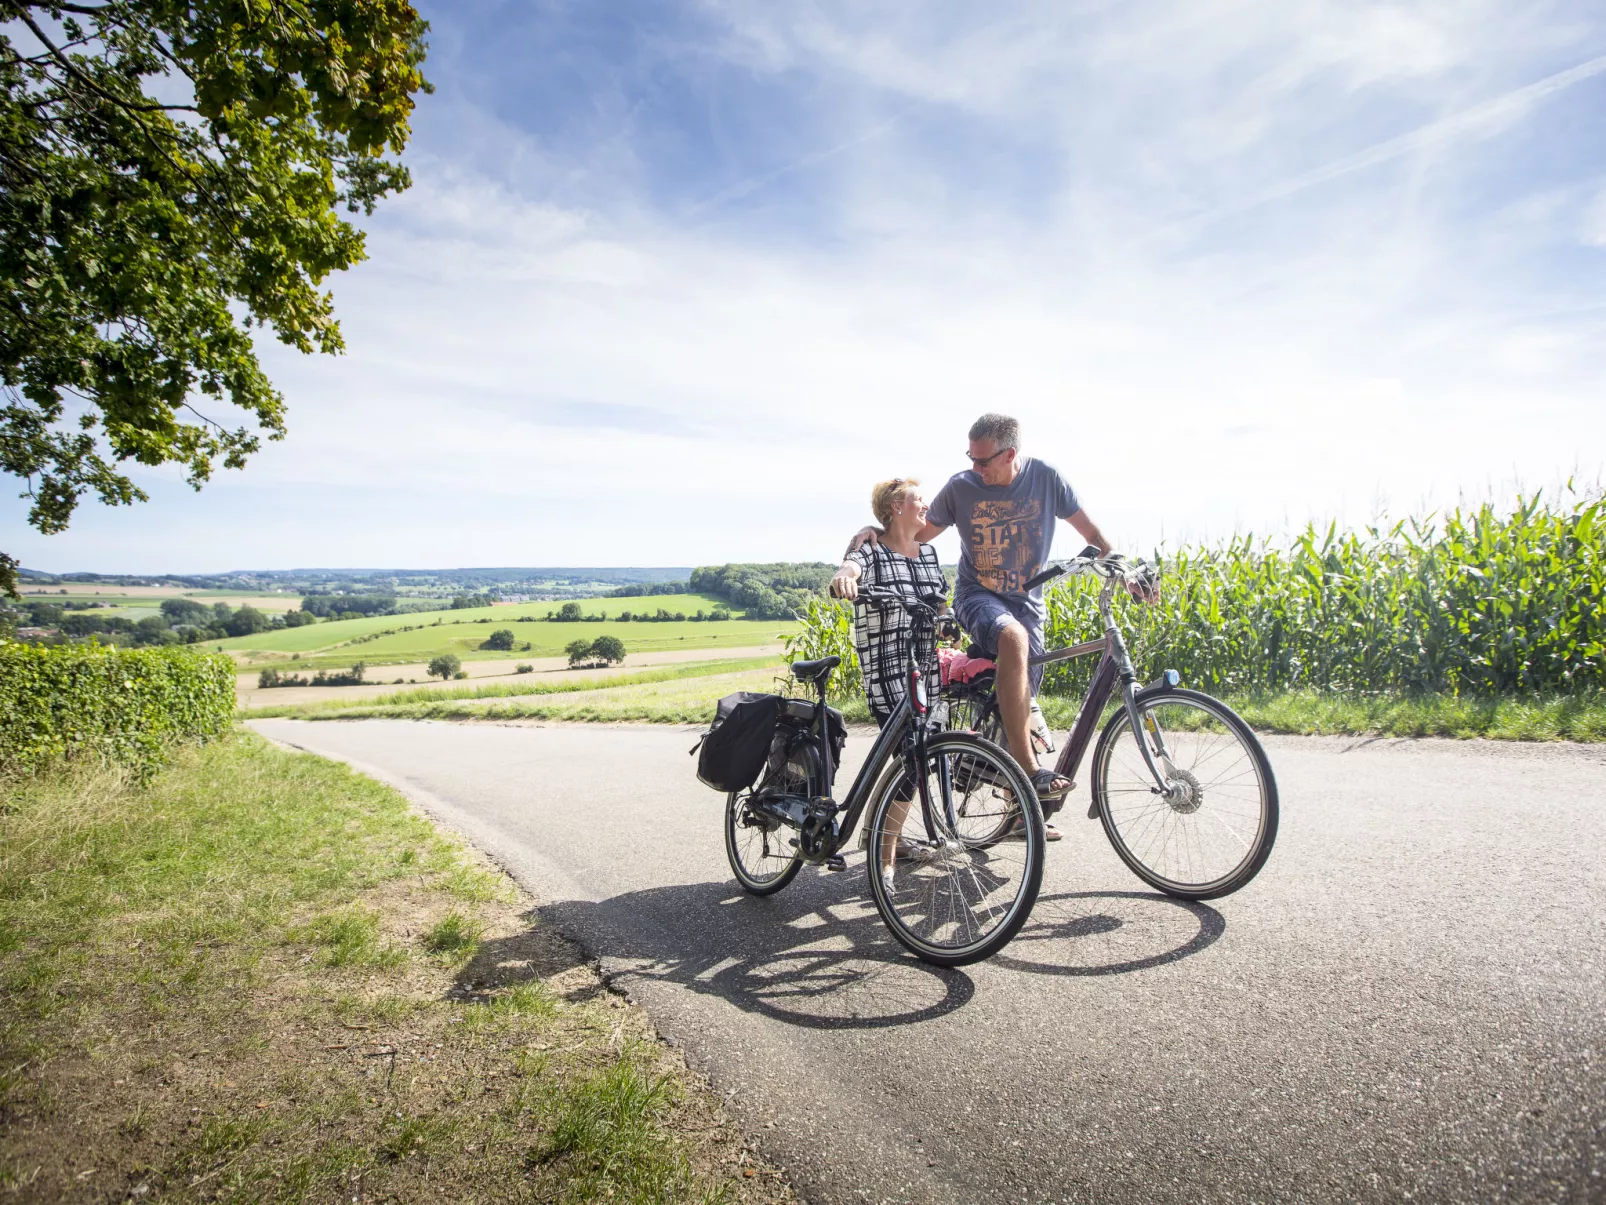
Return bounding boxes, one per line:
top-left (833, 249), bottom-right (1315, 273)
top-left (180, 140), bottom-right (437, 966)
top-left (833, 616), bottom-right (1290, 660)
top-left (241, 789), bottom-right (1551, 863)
top-left (835, 413), bottom-right (1113, 834)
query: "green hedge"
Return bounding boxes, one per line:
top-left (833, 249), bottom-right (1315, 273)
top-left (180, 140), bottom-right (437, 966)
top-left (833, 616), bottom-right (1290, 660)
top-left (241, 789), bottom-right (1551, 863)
top-left (0, 643), bottom-right (235, 776)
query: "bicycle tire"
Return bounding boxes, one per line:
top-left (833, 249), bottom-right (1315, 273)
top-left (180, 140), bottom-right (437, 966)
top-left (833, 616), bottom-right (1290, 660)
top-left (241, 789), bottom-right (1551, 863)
top-left (866, 732), bottom-right (1045, 966)
top-left (1090, 687), bottom-right (1278, 900)
top-left (725, 789), bottom-right (803, 895)
top-left (939, 691), bottom-right (1017, 848)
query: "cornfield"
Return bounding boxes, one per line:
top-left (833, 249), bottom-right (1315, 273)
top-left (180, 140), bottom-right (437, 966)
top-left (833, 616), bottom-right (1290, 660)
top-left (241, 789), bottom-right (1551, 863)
top-left (788, 489), bottom-right (1605, 702)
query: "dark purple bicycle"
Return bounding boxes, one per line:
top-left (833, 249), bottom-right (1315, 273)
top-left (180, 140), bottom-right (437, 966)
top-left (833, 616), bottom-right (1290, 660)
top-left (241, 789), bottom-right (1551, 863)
top-left (939, 552), bottom-right (1279, 901)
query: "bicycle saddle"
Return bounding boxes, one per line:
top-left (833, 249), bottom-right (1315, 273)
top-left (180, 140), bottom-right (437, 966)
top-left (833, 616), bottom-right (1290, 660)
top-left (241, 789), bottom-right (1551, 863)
top-left (789, 655), bottom-right (840, 682)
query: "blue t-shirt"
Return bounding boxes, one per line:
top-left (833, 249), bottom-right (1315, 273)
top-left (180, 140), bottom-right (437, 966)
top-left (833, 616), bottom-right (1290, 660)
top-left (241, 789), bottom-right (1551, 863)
top-left (928, 457), bottom-right (1081, 615)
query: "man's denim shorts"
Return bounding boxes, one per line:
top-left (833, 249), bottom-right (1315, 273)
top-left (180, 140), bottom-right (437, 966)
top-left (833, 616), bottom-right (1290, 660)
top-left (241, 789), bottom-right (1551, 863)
top-left (952, 588), bottom-right (1046, 692)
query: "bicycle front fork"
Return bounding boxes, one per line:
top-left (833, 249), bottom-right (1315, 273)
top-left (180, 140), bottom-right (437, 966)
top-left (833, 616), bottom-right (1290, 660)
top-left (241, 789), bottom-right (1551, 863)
top-left (1120, 674), bottom-right (1184, 793)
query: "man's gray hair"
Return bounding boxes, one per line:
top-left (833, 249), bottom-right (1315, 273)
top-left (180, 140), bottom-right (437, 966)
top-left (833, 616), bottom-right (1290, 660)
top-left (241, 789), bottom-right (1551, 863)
top-left (968, 413), bottom-right (1020, 450)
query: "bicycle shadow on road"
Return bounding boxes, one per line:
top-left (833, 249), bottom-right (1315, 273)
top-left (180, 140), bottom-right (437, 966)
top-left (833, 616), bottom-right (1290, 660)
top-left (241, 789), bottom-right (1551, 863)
top-left (523, 871), bottom-right (1225, 1030)
top-left (536, 872), bottom-right (972, 1031)
top-left (991, 889), bottom-right (1225, 977)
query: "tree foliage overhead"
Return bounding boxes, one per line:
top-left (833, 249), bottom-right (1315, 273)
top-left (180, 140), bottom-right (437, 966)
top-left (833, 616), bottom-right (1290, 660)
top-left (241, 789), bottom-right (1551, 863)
top-left (0, 0), bottom-right (431, 594)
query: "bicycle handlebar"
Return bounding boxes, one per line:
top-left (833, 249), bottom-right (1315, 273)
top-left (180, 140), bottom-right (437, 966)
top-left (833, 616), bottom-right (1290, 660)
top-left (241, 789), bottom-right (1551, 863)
top-left (855, 588), bottom-right (947, 615)
top-left (1022, 548), bottom-right (1159, 593)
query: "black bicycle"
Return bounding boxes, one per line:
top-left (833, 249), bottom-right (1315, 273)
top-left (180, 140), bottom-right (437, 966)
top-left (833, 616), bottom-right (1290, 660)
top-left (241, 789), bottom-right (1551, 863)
top-left (724, 590), bottom-right (1047, 967)
top-left (940, 552), bottom-right (1278, 901)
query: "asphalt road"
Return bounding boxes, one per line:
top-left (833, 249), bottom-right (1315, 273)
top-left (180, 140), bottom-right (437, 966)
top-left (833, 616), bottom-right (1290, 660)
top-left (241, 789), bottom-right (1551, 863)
top-left (250, 718), bottom-right (1606, 1205)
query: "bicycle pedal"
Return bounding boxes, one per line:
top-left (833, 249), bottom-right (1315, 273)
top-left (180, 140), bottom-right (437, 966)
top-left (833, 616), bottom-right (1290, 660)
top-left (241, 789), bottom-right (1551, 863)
top-left (822, 854), bottom-right (847, 872)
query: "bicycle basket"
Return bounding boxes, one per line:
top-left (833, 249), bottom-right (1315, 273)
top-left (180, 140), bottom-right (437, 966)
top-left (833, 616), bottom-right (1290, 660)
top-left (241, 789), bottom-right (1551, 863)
top-left (695, 692), bottom-right (786, 793)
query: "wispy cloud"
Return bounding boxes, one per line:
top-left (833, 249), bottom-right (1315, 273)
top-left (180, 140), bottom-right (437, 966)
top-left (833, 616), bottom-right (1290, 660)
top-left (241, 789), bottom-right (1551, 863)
top-left (1178, 49), bottom-right (1606, 233)
top-left (6, 0), bottom-right (1605, 572)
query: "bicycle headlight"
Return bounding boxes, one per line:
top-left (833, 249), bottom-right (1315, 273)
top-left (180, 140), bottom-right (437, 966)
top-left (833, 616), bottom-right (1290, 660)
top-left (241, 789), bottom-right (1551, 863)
top-left (911, 669), bottom-right (928, 714)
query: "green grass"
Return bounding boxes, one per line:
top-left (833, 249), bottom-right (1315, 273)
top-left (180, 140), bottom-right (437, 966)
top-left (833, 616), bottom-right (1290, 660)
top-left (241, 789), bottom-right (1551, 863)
top-left (422, 911), bottom-right (483, 963)
top-left (295, 666), bottom-right (791, 724)
top-left (1219, 689), bottom-right (1606, 742)
top-left (1030, 688), bottom-right (1606, 742)
top-left (0, 731), bottom-right (756, 1203)
top-left (215, 592), bottom-right (773, 659)
top-left (533, 1049), bottom-right (729, 1205)
top-left (245, 654), bottom-right (784, 718)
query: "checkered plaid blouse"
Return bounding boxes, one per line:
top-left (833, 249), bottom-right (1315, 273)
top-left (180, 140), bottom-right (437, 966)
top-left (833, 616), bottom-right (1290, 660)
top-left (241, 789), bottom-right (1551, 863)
top-left (847, 542), bottom-right (946, 721)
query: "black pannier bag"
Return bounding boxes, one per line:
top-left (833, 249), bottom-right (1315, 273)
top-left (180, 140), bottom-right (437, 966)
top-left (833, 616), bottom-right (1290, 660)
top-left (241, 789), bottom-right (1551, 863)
top-left (694, 693), bottom-right (850, 795)
top-left (696, 692), bottom-right (785, 793)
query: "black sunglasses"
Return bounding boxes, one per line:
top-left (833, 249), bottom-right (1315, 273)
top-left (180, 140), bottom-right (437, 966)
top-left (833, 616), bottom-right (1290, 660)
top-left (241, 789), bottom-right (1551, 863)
top-left (967, 448), bottom-right (1011, 467)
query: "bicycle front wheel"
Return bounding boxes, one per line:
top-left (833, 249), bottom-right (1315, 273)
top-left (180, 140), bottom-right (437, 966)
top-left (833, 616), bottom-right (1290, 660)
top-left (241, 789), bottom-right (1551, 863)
top-left (938, 692), bottom-right (1015, 847)
top-left (1091, 688), bottom-right (1278, 900)
top-left (866, 733), bottom-right (1045, 967)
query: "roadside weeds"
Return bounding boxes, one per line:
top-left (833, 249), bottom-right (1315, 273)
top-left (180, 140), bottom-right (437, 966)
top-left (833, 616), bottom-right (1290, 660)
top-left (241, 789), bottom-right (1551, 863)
top-left (0, 732), bottom-right (793, 1204)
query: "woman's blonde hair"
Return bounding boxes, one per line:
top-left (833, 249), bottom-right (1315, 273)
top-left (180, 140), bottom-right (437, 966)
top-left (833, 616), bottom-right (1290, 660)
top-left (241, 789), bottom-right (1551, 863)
top-left (871, 477), bottom-right (920, 528)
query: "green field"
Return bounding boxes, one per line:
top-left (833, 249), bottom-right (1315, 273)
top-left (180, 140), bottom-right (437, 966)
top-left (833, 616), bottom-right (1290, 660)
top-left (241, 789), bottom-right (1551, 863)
top-left (16, 589), bottom-right (303, 619)
top-left (216, 593), bottom-right (795, 666)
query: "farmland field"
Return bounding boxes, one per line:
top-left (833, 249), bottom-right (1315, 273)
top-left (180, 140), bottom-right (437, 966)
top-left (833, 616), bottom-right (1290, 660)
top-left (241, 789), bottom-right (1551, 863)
top-left (17, 588), bottom-right (304, 616)
top-left (216, 593), bottom-right (796, 667)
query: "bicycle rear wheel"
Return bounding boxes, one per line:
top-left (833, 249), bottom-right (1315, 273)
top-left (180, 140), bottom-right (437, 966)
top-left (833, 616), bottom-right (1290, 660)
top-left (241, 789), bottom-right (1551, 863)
top-left (866, 733), bottom-right (1045, 966)
top-left (725, 789), bottom-right (803, 895)
top-left (1091, 688), bottom-right (1278, 900)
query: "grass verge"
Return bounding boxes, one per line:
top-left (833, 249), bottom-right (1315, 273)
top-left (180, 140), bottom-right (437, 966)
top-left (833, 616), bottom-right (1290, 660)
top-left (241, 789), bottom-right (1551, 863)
top-left (1032, 688), bottom-right (1606, 742)
top-left (0, 731), bottom-right (789, 1203)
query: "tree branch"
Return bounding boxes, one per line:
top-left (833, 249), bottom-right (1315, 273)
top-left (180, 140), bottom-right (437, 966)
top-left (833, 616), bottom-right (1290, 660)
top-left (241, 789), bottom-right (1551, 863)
top-left (4, 2), bottom-right (198, 113)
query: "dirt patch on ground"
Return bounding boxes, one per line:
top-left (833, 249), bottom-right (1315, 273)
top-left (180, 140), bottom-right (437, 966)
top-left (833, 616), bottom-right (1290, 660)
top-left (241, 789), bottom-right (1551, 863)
top-left (235, 645), bottom-right (783, 708)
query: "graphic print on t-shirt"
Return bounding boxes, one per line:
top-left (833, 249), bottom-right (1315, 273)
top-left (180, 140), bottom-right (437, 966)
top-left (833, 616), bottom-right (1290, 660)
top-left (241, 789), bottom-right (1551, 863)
top-left (968, 498), bottom-right (1043, 594)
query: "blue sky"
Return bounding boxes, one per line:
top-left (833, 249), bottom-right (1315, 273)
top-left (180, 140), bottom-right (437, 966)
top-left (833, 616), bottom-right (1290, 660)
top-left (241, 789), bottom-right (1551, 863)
top-left (7, 0), bottom-right (1606, 573)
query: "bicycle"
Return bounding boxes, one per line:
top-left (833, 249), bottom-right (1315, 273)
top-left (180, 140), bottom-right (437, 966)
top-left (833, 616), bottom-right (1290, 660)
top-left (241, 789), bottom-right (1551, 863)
top-left (938, 552), bottom-right (1279, 901)
top-left (724, 590), bottom-right (1047, 967)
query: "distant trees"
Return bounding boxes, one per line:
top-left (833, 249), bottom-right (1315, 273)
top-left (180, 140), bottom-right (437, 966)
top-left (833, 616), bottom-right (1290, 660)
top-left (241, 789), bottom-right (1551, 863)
top-left (300, 594), bottom-right (397, 618)
top-left (225, 606), bottom-right (272, 637)
top-left (554, 602), bottom-right (584, 622)
top-left (482, 628), bottom-right (516, 651)
top-left (161, 598), bottom-right (212, 625)
top-left (258, 662), bottom-right (365, 688)
top-left (608, 581), bottom-right (689, 597)
top-left (5, 593), bottom-right (315, 647)
top-left (615, 607), bottom-right (687, 623)
top-left (566, 636), bottom-right (627, 668)
top-left (427, 654), bottom-right (461, 681)
top-left (689, 563), bottom-right (833, 619)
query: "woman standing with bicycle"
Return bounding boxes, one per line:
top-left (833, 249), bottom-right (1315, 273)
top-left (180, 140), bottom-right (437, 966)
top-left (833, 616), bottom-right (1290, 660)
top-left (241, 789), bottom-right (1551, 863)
top-left (830, 478), bottom-right (950, 891)
top-left (716, 474), bottom-right (1046, 966)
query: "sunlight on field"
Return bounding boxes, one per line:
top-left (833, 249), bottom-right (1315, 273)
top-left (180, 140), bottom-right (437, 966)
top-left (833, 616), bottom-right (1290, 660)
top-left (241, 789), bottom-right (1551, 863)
top-left (296, 665), bottom-right (792, 724)
top-left (215, 593), bottom-right (795, 665)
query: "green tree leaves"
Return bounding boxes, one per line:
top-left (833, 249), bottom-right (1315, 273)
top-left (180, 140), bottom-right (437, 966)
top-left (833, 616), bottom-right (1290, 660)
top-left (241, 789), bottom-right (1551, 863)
top-left (0, 0), bottom-right (431, 576)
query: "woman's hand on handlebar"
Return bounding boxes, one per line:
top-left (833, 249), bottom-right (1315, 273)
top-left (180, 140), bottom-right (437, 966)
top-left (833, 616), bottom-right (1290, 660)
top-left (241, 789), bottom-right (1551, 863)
top-left (830, 560), bottom-right (861, 601)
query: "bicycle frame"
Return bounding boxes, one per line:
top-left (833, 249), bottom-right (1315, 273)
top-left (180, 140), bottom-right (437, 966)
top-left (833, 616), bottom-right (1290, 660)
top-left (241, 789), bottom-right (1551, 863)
top-left (779, 592), bottom-right (951, 864)
top-left (1027, 574), bottom-right (1176, 791)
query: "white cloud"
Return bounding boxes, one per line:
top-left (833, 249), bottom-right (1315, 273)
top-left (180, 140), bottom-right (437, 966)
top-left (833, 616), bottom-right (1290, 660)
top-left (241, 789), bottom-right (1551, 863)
top-left (6, 0), bottom-right (1605, 572)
